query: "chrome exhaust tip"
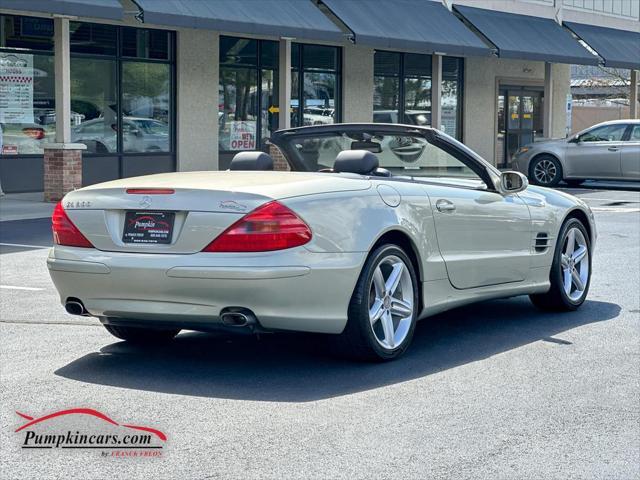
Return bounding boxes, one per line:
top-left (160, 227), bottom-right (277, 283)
top-left (220, 308), bottom-right (257, 327)
top-left (65, 299), bottom-right (87, 316)
top-left (221, 312), bottom-right (249, 327)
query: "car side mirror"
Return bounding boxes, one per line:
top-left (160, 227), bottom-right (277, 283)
top-left (498, 171), bottom-right (528, 194)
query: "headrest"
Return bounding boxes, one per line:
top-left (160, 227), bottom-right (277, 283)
top-left (229, 151), bottom-right (274, 171)
top-left (333, 150), bottom-right (379, 175)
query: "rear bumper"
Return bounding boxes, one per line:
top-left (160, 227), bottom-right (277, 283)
top-left (47, 246), bottom-right (366, 334)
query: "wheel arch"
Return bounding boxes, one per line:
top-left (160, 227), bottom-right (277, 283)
top-left (529, 152), bottom-right (565, 179)
top-left (563, 208), bottom-right (593, 244)
top-left (370, 229), bottom-right (424, 312)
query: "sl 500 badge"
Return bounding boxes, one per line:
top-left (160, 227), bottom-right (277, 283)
top-left (65, 200), bottom-right (92, 208)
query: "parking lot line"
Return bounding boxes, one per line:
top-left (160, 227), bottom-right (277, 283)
top-left (0, 242), bottom-right (50, 249)
top-left (0, 285), bottom-right (45, 291)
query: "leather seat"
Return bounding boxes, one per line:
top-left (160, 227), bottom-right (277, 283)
top-left (229, 151), bottom-right (274, 171)
top-left (333, 150), bottom-right (379, 175)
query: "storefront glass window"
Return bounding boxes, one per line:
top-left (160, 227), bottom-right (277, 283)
top-left (374, 51), bottom-right (431, 127)
top-left (69, 22), bottom-right (117, 56)
top-left (374, 52), bottom-right (464, 140)
top-left (291, 43), bottom-right (341, 127)
top-left (219, 68), bottom-right (258, 151)
top-left (122, 62), bottom-right (171, 153)
top-left (261, 69), bottom-right (277, 143)
top-left (0, 15), bottom-right (55, 155)
top-left (66, 21), bottom-right (175, 158)
top-left (122, 27), bottom-right (170, 60)
top-left (70, 57), bottom-right (117, 153)
top-left (442, 57), bottom-right (463, 139)
top-left (1, 16), bottom-right (53, 51)
top-left (219, 37), bottom-right (278, 153)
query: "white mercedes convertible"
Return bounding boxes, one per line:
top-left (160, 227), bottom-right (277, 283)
top-left (48, 124), bottom-right (596, 361)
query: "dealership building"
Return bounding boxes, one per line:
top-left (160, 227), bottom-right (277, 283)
top-left (0, 0), bottom-right (638, 195)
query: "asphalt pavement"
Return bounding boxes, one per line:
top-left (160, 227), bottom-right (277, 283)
top-left (0, 186), bottom-right (639, 479)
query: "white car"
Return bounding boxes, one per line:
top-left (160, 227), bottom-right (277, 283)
top-left (48, 124), bottom-right (596, 361)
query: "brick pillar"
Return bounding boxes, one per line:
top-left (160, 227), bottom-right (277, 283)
top-left (269, 144), bottom-right (291, 171)
top-left (43, 143), bottom-right (87, 202)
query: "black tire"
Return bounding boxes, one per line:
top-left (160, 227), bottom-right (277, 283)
top-left (564, 179), bottom-right (584, 187)
top-left (529, 155), bottom-right (563, 187)
top-left (332, 244), bottom-right (419, 361)
top-left (103, 323), bottom-right (180, 343)
top-left (530, 218), bottom-right (591, 311)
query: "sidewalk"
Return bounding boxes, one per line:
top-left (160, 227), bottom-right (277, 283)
top-left (0, 192), bottom-right (54, 222)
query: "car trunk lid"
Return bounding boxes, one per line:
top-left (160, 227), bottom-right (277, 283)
top-left (61, 171), bottom-right (370, 254)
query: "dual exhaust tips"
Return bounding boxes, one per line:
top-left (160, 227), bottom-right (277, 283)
top-left (65, 300), bottom-right (258, 329)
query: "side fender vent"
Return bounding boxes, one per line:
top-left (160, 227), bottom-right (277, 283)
top-left (534, 233), bottom-right (551, 253)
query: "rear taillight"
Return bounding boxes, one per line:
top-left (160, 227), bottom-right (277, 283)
top-left (202, 201), bottom-right (312, 252)
top-left (52, 202), bottom-right (94, 248)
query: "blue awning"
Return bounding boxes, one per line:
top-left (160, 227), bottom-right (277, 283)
top-left (454, 5), bottom-right (599, 65)
top-left (134, 0), bottom-right (344, 42)
top-left (564, 22), bottom-right (639, 70)
top-left (0, 0), bottom-right (123, 20)
top-left (321, 0), bottom-right (491, 57)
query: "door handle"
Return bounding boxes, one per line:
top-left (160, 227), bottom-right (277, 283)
top-left (436, 199), bottom-right (456, 213)
top-left (608, 146), bottom-right (620, 152)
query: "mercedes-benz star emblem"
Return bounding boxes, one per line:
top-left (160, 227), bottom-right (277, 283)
top-left (140, 196), bottom-right (152, 208)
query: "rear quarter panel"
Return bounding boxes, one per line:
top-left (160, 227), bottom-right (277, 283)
top-left (281, 179), bottom-right (448, 282)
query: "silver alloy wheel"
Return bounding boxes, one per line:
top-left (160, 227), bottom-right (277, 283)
top-left (368, 255), bottom-right (414, 349)
top-left (560, 227), bottom-right (589, 301)
top-left (533, 159), bottom-right (557, 184)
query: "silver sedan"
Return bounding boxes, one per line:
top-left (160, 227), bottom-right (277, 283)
top-left (48, 124), bottom-right (596, 361)
top-left (512, 119), bottom-right (640, 187)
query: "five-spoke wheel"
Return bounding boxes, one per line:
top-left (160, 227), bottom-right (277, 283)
top-left (560, 227), bottom-right (589, 302)
top-left (530, 217), bottom-right (591, 311)
top-left (336, 244), bottom-right (418, 361)
top-left (368, 255), bottom-right (414, 350)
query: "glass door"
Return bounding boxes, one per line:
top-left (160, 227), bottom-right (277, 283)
top-left (497, 87), bottom-right (544, 168)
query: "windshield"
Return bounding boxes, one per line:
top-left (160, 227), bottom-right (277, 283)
top-left (279, 131), bottom-right (479, 178)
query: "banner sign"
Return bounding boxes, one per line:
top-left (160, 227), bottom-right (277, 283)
top-left (0, 53), bottom-right (35, 124)
top-left (229, 121), bottom-right (256, 150)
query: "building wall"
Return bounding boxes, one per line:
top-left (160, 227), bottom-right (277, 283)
top-left (463, 57), bottom-right (570, 163)
top-left (342, 44), bottom-right (374, 123)
top-left (176, 29), bottom-right (220, 172)
top-left (452, 0), bottom-right (640, 30)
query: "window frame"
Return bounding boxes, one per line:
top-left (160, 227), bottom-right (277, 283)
top-left (0, 17), bottom-right (177, 164)
top-left (218, 36), bottom-right (279, 154)
top-left (627, 124), bottom-right (640, 142)
top-left (69, 22), bottom-right (176, 161)
top-left (374, 51), bottom-right (465, 141)
top-left (291, 42), bottom-right (342, 128)
top-left (577, 123), bottom-right (630, 143)
top-left (0, 15), bottom-right (55, 159)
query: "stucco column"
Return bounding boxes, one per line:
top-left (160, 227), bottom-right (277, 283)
top-left (631, 70), bottom-right (638, 119)
top-left (278, 38), bottom-right (292, 130)
top-left (431, 54), bottom-right (443, 130)
top-left (54, 16), bottom-right (71, 143)
top-left (543, 62), bottom-right (553, 137)
top-left (43, 16), bottom-right (87, 201)
top-left (176, 29), bottom-right (218, 171)
top-left (342, 44), bottom-right (373, 122)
